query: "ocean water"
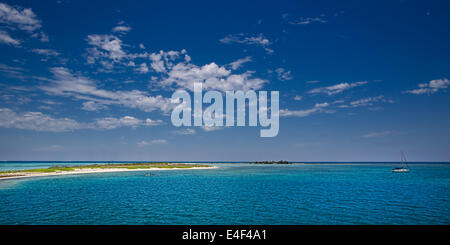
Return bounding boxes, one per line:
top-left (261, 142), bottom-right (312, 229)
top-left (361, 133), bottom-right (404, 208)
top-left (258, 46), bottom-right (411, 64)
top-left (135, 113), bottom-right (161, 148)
top-left (0, 163), bottom-right (449, 225)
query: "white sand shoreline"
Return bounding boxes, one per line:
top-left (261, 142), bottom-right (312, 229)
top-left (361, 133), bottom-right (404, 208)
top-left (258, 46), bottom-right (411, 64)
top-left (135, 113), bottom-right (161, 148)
top-left (0, 166), bottom-right (218, 181)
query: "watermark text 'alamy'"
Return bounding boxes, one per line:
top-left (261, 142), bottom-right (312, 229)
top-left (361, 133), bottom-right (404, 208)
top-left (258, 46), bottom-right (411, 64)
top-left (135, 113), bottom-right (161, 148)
top-left (171, 83), bottom-right (279, 137)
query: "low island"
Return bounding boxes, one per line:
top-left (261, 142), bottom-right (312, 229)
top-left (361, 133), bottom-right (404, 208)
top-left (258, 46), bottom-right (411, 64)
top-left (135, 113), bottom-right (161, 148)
top-left (0, 162), bottom-right (217, 180)
top-left (249, 160), bottom-right (291, 164)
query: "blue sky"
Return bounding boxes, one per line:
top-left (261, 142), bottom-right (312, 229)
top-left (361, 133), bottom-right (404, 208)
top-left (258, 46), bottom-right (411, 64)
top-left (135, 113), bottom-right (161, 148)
top-left (0, 0), bottom-right (449, 161)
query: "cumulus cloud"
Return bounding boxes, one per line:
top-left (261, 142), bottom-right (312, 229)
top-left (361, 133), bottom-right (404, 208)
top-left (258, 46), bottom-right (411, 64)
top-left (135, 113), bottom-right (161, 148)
top-left (404, 78), bottom-right (449, 95)
top-left (0, 3), bottom-right (41, 31)
top-left (280, 102), bottom-right (329, 117)
top-left (82, 32), bottom-right (268, 92)
top-left (145, 118), bottom-right (163, 126)
top-left (159, 62), bottom-right (267, 92)
top-left (308, 81), bottom-right (367, 95)
top-left (0, 3), bottom-right (47, 41)
top-left (40, 67), bottom-right (174, 113)
top-left (0, 108), bottom-right (81, 132)
top-left (82, 31), bottom-right (270, 94)
top-left (86, 34), bottom-right (126, 63)
top-left (0, 108), bottom-right (162, 132)
top-left (93, 116), bottom-right (161, 130)
top-left (84, 33), bottom-right (151, 71)
top-left (149, 50), bottom-right (180, 73)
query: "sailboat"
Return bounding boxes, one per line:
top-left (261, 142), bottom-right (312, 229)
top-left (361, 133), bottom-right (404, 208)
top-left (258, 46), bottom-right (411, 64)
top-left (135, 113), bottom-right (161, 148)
top-left (392, 151), bottom-right (410, 173)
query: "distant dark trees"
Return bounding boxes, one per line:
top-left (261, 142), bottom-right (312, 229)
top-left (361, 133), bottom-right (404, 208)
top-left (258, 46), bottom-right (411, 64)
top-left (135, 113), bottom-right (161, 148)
top-left (250, 160), bottom-right (291, 164)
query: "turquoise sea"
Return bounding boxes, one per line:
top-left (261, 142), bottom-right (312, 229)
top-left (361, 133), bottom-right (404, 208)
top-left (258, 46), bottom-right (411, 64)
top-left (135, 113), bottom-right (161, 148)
top-left (0, 162), bottom-right (449, 225)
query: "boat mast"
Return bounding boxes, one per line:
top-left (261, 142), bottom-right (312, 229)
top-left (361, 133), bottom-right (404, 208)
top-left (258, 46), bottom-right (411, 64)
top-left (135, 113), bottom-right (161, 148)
top-left (401, 151), bottom-right (409, 168)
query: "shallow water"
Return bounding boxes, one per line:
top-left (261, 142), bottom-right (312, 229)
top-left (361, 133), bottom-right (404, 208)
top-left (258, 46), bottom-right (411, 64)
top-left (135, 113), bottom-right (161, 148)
top-left (0, 163), bottom-right (449, 224)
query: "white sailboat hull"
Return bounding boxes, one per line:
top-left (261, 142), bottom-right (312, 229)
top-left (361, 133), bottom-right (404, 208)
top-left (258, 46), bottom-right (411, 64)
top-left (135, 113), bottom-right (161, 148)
top-left (392, 168), bottom-right (410, 173)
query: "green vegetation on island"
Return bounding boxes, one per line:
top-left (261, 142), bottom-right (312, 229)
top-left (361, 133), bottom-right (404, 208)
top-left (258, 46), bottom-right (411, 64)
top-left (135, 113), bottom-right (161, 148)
top-left (0, 162), bottom-right (213, 178)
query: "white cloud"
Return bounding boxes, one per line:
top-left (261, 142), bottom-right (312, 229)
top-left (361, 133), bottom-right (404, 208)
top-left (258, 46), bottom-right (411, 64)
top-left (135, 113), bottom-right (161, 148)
top-left (184, 54), bottom-right (191, 62)
top-left (93, 116), bottom-right (158, 130)
top-left (274, 68), bottom-right (293, 81)
top-left (145, 118), bottom-right (163, 126)
top-left (31, 48), bottom-right (59, 56)
top-left (333, 99), bottom-right (345, 104)
top-left (84, 30), bottom-right (161, 72)
top-left (220, 33), bottom-right (270, 46)
top-left (160, 62), bottom-right (267, 92)
top-left (151, 139), bottom-right (168, 144)
top-left (229, 56), bottom-right (252, 70)
top-left (294, 95), bottom-right (302, 101)
top-left (40, 67), bottom-right (174, 113)
top-left (0, 108), bottom-right (162, 132)
top-left (0, 108), bottom-right (82, 132)
top-left (84, 37), bottom-right (267, 92)
top-left (86, 34), bottom-right (126, 66)
top-left (0, 3), bottom-right (47, 41)
top-left (308, 81), bottom-right (367, 95)
top-left (0, 30), bottom-right (20, 46)
top-left (137, 139), bottom-right (168, 147)
top-left (220, 33), bottom-right (273, 54)
top-left (201, 126), bottom-right (224, 132)
top-left (0, 3), bottom-right (41, 31)
top-left (0, 63), bottom-right (25, 79)
top-left (41, 99), bottom-right (62, 105)
top-left (136, 141), bottom-right (148, 147)
top-left (38, 105), bottom-right (52, 110)
top-left (150, 50), bottom-right (240, 89)
top-left (283, 13), bottom-right (327, 25)
top-left (404, 78), bottom-right (450, 95)
top-left (148, 50), bottom-right (181, 73)
top-left (83, 33), bottom-right (268, 92)
top-left (342, 95), bottom-right (393, 108)
top-left (112, 25), bottom-right (131, 33)
top-left (361, 131), bottom-right (392, 138)
top-left (136, 62), bottom-right (149, 74)
top-left (37, 31), bottom-right (48, 42)
top-left (82, 101), bottom-right (106, 111)
top-left (172, 128), bottom-right (195, 135)
top-left (150, 56), bottom-right (166, 73)
top-left (280, 102), bottom-right (329, 117)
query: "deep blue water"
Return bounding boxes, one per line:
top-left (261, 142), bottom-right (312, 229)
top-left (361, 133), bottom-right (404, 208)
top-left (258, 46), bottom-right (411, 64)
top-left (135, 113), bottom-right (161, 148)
top-left (0, 163), bottom-right (449, 224)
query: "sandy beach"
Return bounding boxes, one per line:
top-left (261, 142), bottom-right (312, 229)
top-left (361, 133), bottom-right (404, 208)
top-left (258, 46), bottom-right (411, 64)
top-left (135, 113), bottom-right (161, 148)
top-left (0, 166), bottom-right (218, 181)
